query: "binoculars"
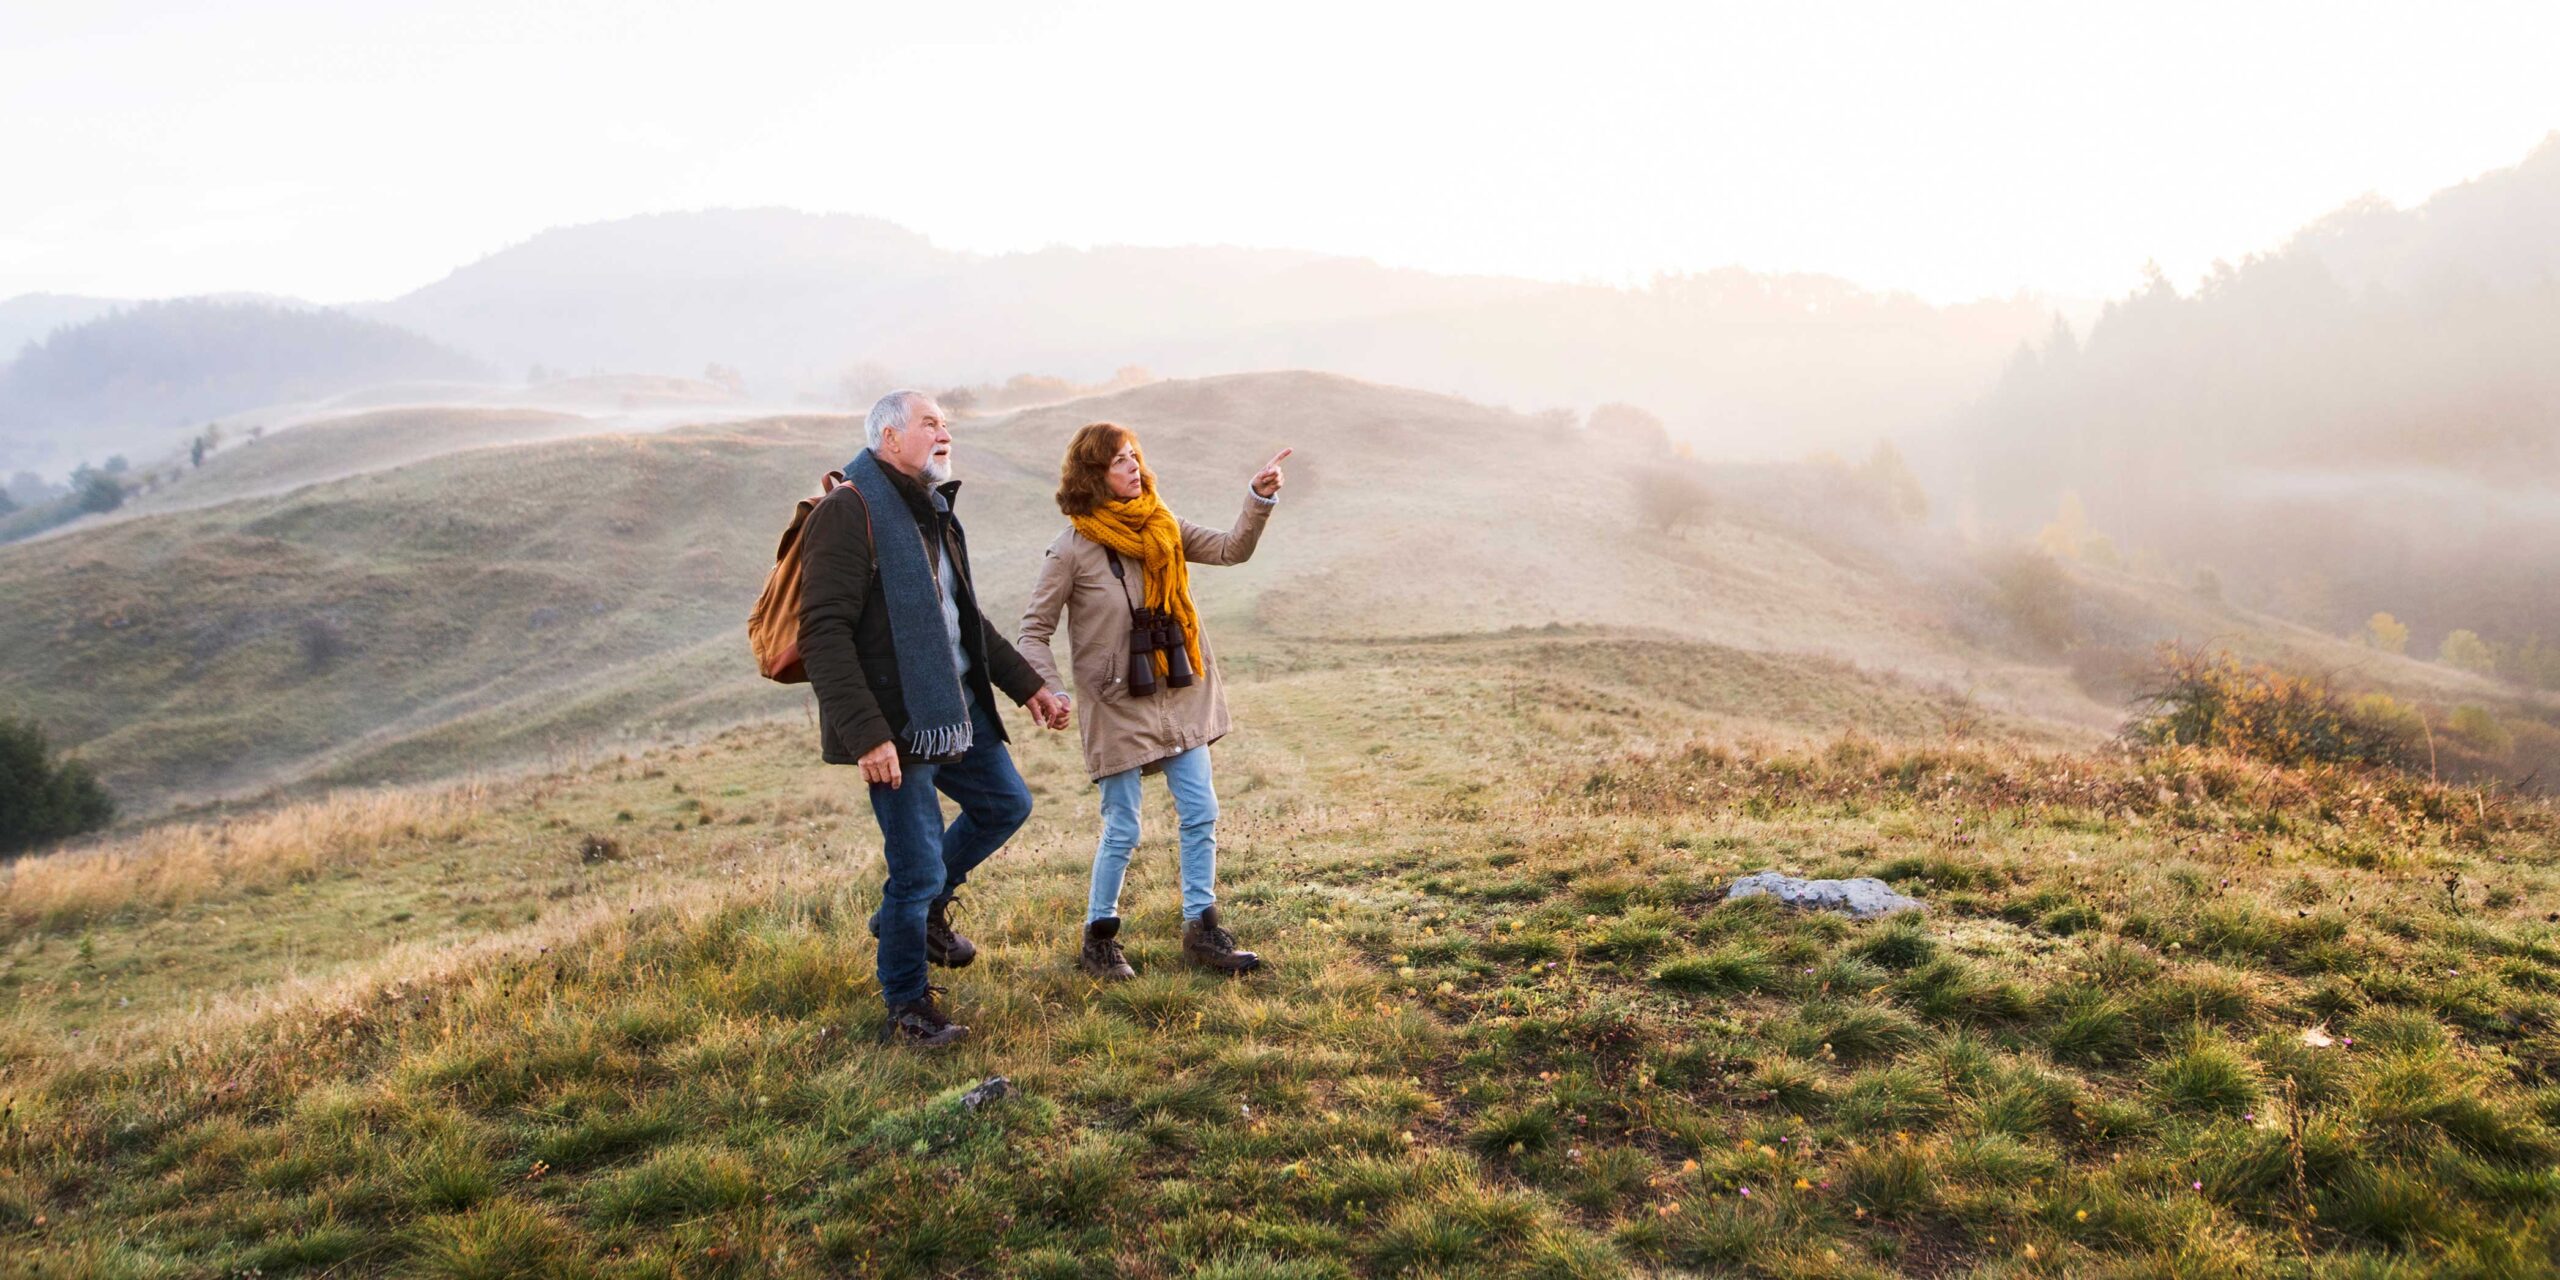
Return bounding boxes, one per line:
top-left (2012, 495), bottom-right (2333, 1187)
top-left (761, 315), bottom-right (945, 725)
top-left (1125, 606), bottom-right (1194, 697)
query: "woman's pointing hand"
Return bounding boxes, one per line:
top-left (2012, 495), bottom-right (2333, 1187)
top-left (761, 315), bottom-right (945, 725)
top-left (1252, 448), bottom-right (1292, 498)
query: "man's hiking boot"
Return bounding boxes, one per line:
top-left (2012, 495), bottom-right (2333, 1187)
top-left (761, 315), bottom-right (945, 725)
top-left (1079, 916), bottom-right (1136, 981)
top-left (1181, 906), bottom-right (1262, 975)
top-left (884, 986), bottom-right (969, 1048)
top-left (926, 895), bottom-right (977, 969)
top-left (866, 895), bottom-right (977, 969)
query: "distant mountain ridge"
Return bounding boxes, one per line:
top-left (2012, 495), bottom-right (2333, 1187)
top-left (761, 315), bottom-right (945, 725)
top-left (0, 299), bottom-right (489, 472)
top-left (365, 208), bottom-right (2050, 457)
top-left (0, 294), bottom-right (123, 362)
top-left (0, 291), bottom-right (322, 363)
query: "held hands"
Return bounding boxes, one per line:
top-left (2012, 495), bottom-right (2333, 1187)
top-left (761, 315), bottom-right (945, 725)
top-left (857, 739), bottom-right (903, 789)
top-left (1251, 448), bottom-right (1292, 499)
top-left (1028, 687), bottom-right (1073, 731)
top-left (862, 688), bottom-right (1068, 788)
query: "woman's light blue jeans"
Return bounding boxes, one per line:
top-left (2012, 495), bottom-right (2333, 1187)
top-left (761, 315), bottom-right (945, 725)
top-left (1087, 745), bottom-right (1219, 925)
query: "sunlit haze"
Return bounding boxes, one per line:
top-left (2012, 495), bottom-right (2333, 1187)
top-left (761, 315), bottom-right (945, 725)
top-left (7, 0), bottom-right (2557, 304)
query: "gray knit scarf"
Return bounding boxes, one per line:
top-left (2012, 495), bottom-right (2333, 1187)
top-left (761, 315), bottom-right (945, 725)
top-left (845, 449), bottom-right (973, 759)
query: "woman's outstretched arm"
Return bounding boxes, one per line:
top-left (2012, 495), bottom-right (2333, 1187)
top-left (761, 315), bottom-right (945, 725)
top-left (1015, 537), bottom-right (1073, 693)
top-left (1182, 448), bottom-right (1288, 565)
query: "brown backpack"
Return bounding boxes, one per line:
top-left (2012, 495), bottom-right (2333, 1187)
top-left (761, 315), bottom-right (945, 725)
top-left (749, 470), bottom-right (866, 683)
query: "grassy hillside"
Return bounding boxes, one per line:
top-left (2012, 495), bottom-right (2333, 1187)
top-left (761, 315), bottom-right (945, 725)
top-left (3, 371), bottom-right (2519, 821)
top-left (6, 631), bottom-right (2557, 1277)
top-left (120, 407), bottom-right (591, 517)
top-left (0, 417), bottom-right (848, 811)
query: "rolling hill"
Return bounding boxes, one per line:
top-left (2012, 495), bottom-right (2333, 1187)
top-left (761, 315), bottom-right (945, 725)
top-left (2, 371), bottom-right (2519, 823)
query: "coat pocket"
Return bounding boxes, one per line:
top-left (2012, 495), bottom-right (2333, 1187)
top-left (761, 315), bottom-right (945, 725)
top-left (861, 666), bottom-right (908, 729)
top-left (1072, 643), bottom-right (1131, 705)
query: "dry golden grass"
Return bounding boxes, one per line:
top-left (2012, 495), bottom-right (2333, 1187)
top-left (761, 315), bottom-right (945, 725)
top-left (11, 637), bottom-right (2560, 1276)
top-left (0, 783), bottom-right (486, 938)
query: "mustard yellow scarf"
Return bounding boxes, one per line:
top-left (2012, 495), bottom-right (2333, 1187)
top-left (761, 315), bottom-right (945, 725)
top-left (1070, 490), bottom-right (1205, 680)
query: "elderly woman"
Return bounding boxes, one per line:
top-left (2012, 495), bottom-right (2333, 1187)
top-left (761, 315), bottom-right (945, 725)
top-left (1018, 423), bottom-right (1289, 979)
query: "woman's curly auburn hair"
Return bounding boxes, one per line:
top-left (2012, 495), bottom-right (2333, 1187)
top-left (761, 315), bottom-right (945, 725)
top-left (1054, 421), bottom-right (1154, 516)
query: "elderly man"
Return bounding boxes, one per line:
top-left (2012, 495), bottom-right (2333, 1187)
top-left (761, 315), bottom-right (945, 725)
top-left (798, 390), bottom-right (1071, 1047)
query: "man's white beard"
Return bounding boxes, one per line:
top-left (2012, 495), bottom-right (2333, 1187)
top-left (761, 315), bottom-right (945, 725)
top-left (923, 456), bottom-right (953, 484)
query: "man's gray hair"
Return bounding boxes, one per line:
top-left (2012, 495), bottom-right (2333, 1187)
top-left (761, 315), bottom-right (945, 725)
top-left (865, 390), bottom-right (934, 451)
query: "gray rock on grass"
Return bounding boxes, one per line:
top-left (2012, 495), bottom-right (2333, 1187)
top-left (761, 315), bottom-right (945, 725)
top-left (1725, 871), bottom-right (1923, 919)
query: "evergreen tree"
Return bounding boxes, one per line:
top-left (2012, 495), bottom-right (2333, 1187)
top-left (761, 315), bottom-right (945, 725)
top-left (0, 715), bottom-right (116, 857)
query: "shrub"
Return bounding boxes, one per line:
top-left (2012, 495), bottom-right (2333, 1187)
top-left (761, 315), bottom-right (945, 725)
top-left (2349, 692), bottom-right (2425, 746)
top-left (2124, 646), bottom-right (2415, 770)
top-left (299, 616), bottom-right (351, 673)
top-left (2360, 612), bottom-right (2410, 655)
top-left (2514, 635), bottom-right (2560, 691)
top-left (2447, 705), bottom-right (2513, 760)
top-left (2439, 629), bottom-right (2497, 675)
top-left (1631, 466), bottom-right (1713, 534)
top-left (1985, 548), bottom-right (2078, 651)
top-left (0, 714), bottom-right (116, 857)
top-left (1588, 402), bottom-right (1671, 456)
top-left (72, 465), bottom-right (126, 514)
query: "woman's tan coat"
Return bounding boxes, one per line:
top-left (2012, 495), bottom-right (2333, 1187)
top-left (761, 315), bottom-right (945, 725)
top-left (1016, 493), bottom-right (1274, 781)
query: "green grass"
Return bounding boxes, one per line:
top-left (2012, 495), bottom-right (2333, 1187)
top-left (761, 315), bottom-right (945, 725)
top-left (6, 637), bottom-right (2560, 1276)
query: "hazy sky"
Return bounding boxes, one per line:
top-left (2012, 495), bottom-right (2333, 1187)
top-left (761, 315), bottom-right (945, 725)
top-left (5, 1), bottom-right (2557, 307)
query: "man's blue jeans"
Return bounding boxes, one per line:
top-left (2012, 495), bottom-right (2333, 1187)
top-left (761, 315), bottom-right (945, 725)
top-left (866, 692), bottom-right (1032, 1008)
top-left (1087, 744), bottom-right (1219, 926)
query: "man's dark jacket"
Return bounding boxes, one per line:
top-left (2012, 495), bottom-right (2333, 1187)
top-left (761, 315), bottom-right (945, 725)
top-left (797, 454), bottom-right (1043, 764)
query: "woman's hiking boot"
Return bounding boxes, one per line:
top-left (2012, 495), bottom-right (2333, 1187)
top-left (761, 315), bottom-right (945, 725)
top-left (1181, 907), bottom-right (1262, 974)
top-left (884, 985), bottom-right (968, 1048)
top-left (926, 895), bottom-right (977, 969)
top-left (1079, 916), bottom-right (1136, 981)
